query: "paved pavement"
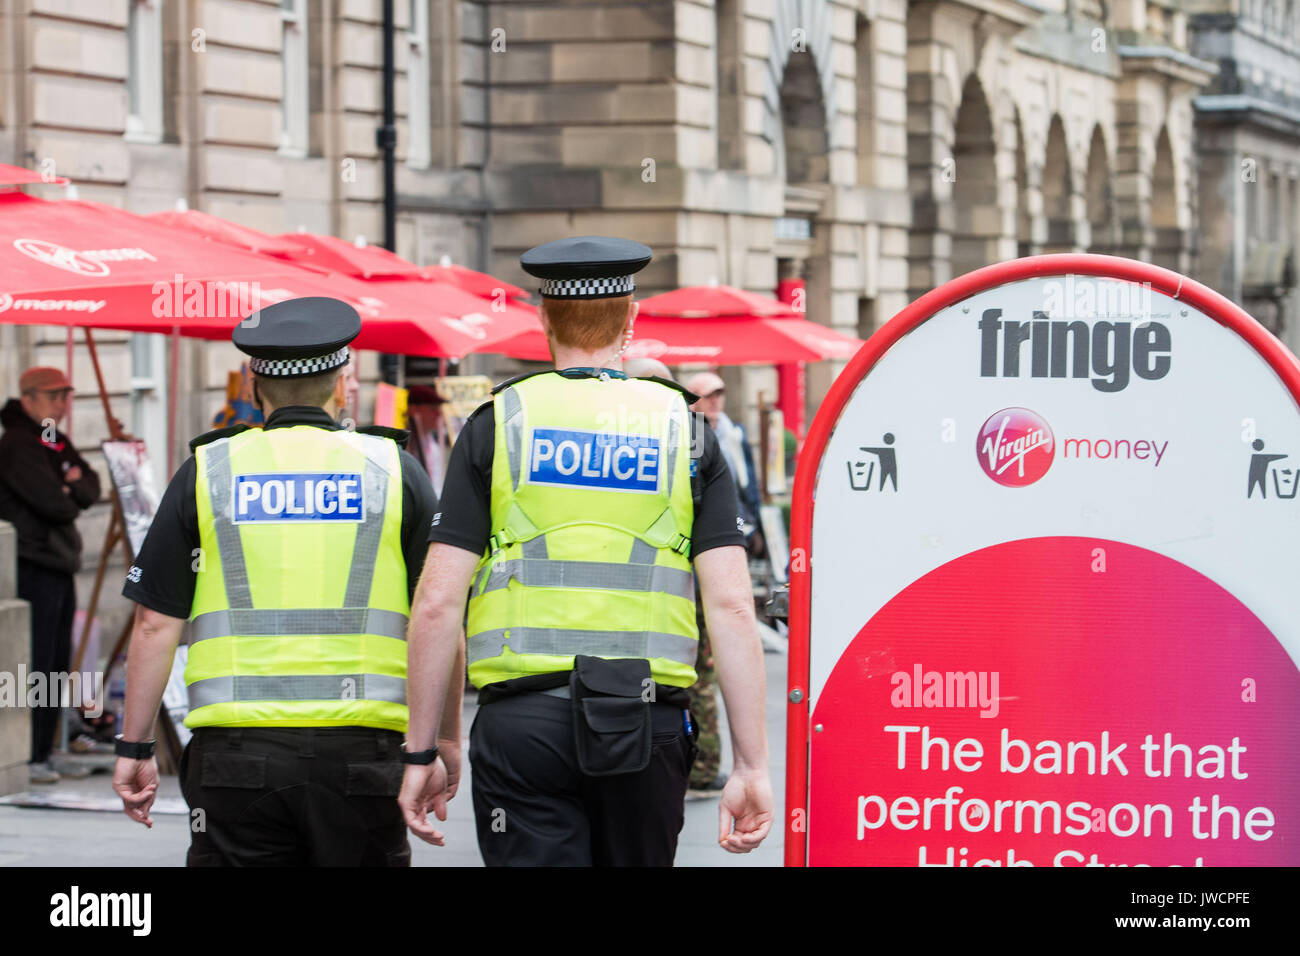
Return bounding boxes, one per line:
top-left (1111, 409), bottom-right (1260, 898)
top-left (0, 647), bottom-right (787, 867)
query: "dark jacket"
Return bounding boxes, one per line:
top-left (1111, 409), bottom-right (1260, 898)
top-left (0, 398), bottom-right (101, 573)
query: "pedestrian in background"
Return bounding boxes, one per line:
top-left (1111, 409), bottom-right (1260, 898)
top-left (0, 367), bottom-right (100, 784)
top-left (686, 371), bottom-right (764, 558)
top-left (399, 236), bottom-right (773, 865)
top-left (626, 359), bottom-right (727, 799)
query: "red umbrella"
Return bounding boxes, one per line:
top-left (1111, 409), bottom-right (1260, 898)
top-left (276, 232), bottom-right (530, 299)
top-left (0, 193), bottom-right (531, 356)
top-left (8, 280), bottom-right (511, 358)
top-left (420, 262), bottom-right (529, 301)
top-left (144, 213), bottom-right (540, 349)
top-left (271, 232), bottom-right (425, 279)
top-left (355, 276), bottom-right (540, 346)
top-left (0, 162), bottom-right (68, 186)
top-left (0, 193), bottom-right (341, 312)
top-left (638, 285), bottom-right (799, 319)
top-left (499, 284), bottom-right (862, 365)
top-left (153, 213), bottom-right (528, 297)
top-left (149, 208), bottom-right (306, 257)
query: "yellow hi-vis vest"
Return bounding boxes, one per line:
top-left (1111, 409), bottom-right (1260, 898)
top-left (465, 371), bottom-right (698, 689)
top-left (187, 425), bottom-right (409, 731)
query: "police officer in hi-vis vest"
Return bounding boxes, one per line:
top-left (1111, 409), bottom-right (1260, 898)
top-left (113, 297), bottom-right (445, 866)
top-left (398, 237), bottom-right (774, 865)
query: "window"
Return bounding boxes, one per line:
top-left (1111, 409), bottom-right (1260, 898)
top-left (280, 0), bottom-right (309, 156)
top-left (125, 0), bottom-right (163, 143)
top-left (407, 0), bottom-right (431, 168)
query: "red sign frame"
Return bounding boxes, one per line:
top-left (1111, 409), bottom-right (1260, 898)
top-left (784, 253), bottom-right (1300, 866)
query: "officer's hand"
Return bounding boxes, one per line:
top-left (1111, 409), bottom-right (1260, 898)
top-left (717, 767), bottom-right (774, 853)
top-left (113, 757), bottom-right (159, 829)
top-left (398, 758), bottom-right (449, 847)
top-left (437, 737), bottom-right (462, 801)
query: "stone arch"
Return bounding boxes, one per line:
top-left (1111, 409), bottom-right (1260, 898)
top-left (951, 73), bottom-right (1000, 276)
top-left (778, 50), bottom-right (830, 184)
top-left (1084, 124), bottom-right (1115, 253)
top-left (762, 0), bottom-right (839, 154)
top-left (1041, 114), bottom-right (1076, 253)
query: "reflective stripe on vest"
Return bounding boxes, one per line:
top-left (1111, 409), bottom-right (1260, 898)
top-left (469, 558), bottom-right (695, 601)
top-left (467, 627), bottom-right (698, 666)
top-left (188, 427), bottom-right (408, 731)
top-left (188, 673), bottom-right (406, 709)
top-left (190, 607), bottom-right (409, 642)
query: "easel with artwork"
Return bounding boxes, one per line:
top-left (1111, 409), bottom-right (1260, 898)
top-left (67, 330), bottom-right (188, 772)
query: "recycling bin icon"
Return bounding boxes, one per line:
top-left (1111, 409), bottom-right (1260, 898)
top-left (1272, 465), bottom-right (1300, 499)
top-left (848, 458), bottom-right (875, 491)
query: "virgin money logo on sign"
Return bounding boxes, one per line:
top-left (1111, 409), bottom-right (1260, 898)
top-left (977, 407), bottom-right (1055, 487)
top-left (12, 238), bottom-right (156, 277)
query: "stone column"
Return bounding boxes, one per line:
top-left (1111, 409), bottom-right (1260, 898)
top-left (0, 522), bottom-right (31, 795)
top-left (905, 3), bottom-right (960, 299)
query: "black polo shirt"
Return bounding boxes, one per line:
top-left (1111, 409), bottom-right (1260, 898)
top-left (122, 406), bottom-right (440, 619)
top-left (429, 369), bottom-right (746, 559)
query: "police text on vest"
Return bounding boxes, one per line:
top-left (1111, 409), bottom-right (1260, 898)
top-left (526, 427), bottom-right (662, 493)
top-left (232, 472), bottom-right (365, 522)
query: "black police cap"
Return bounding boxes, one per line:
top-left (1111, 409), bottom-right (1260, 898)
top-left (520, 236), bottom-right (652, 299)
top-left (233, 296), bottom-right (360, 378)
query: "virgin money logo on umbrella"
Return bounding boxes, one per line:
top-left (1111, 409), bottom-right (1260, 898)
top-left (977, 407), bottom-right (1055, 487)
top-left (445, 312), bottom-right (492, 340)
top-left (12, 238), bottom-right (157, 276)
top-left (0, 292), bottom-right (107, 313)
top-left (626, 338), bottom-right (723, 360)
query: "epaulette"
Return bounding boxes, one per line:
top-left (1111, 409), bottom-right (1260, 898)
top-left (464, 398), bottom-right (495, 423)
top-left (356, 424), bottom-right (410, 449)
top-left (189, 423), bottom-right (251, 452)
top-left (490, 368), bottom-right (554, 394)
top-left (634, 375), bottom-right (699, 405)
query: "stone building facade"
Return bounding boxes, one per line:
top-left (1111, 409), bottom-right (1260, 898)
top-left (0, 0), bottom-right (1221, 639)
top-left (1189, 0), bottom-right (1300, 350)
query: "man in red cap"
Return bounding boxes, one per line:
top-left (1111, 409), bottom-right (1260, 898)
top-left (0, 367), bottom-right (101, 783)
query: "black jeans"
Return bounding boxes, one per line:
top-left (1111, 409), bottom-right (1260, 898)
top-left (181, 726), bottom-right (410, 867)
top-left (470, 692), bottom-right (698, 866)
top-left (17, 560), bottom-right (76, 764)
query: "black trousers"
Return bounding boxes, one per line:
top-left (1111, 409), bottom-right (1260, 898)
top-left (17, 560), bottom-right (76, 764)
top-left (470, 692), bottom-right (697, 866)
top-left (180, 727), bottom-right (410, 867)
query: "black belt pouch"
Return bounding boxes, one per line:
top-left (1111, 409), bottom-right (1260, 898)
top-left (570, 655), bottom-right (653, 776)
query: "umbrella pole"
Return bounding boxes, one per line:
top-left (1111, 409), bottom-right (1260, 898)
top-left (65, 328), bottom-right (75, 438)
top-left (168, 326), bottom-right (179, 475)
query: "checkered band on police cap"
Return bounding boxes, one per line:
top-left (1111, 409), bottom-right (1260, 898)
top-left (539, 274), bottom-right (636, 299)
top-left (247, 346), bottom-right (350, 378)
